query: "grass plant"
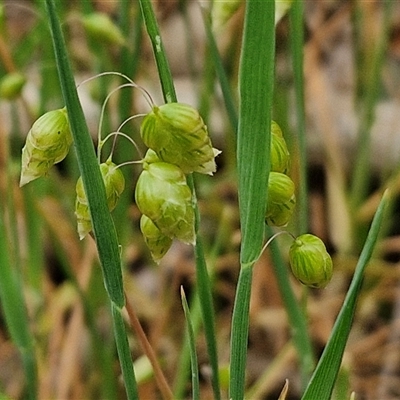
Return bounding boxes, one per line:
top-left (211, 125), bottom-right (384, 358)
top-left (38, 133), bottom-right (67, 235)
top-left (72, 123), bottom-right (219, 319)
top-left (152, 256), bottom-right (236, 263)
top-left (0, 0), bottom-right (398, 399)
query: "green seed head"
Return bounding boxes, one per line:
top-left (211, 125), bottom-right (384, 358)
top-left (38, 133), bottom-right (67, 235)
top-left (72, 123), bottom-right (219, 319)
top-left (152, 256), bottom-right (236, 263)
top-left (140, 214), bottom-right (173, 263)
top-left (20, 108), bottom-right (72, 186)
top-left (0, 72), bottom-right (26, 100)
top-left (101, 161), bottom-right (125, 210)
top-left (135, 161), bottom-right (195, 245)
top-left (140, 103), bottom-right (220, 175)
top-left (271, 123), bottom-right (290, 174)
top-left (265, 172), bottom-right (296, 227)
top-left (82, 12), bottom-right (125, 46)
top-left (289, 234), bottom-right (333, 288)
top-left (75, 160), bottom-right (125, 239)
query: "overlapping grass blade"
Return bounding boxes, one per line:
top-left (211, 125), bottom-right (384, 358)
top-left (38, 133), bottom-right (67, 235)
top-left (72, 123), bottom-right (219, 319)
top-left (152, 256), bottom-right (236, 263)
top-left (138, 1), bottom-right (221, 398)
top-left (181, 288), bottom-right (200, 400)
top-left (229, 1), bottom-right (275, 399)
top-left (289, 0), bottom-right (308, 234)
top-left (0, 203), bottom-right (37, 400)
top-left (201, 8), bottom-right (238, 133)
top-left (45, 1), bottom-right (138, 398)
top-left (350, 1), bottom-right (392, 210)
top-left (302, 190), bottom-right (390, 400)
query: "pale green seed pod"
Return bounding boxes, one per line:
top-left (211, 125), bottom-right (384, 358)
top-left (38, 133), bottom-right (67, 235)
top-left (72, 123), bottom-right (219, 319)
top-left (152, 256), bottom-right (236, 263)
top-left (0, 72), bottom-right (26, 100)
top-left (20, 108), bottom-right (72, 187)
top-left (75, 160), bottom-right (125, 239)
top-left (265, 172), bottom-right (296, 227)
top-left (271, 122), bottom-right (290, 174)
top-left (135, 160), bottom-right (195, 245)
top-left (289, 234), bottom-right (333, 288)
top-left (140, 103), bottom-right (220, 175)
top-left (140, 214), bottom-right (173, 263)
top-left (82, 12), bottom-right (125, 46)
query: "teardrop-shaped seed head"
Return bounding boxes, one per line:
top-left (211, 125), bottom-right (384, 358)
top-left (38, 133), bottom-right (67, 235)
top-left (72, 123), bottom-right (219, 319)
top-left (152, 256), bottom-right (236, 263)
top-left (75, 160), bottom-right (125, 239)
top-left (135, 161), bottom-right (195, 245)
top-left (20, 108), bottom-right (72, 186)
top-left (140, 214), bottom-right (173, 263)
top-left (289, 234), bottom-right (333, 288)
top-left (265, 172), bottom-right (296, 227)
top-left (101, 161), bottom-right (125, 210)
top-left (140, 103), bottom-right (220, 175)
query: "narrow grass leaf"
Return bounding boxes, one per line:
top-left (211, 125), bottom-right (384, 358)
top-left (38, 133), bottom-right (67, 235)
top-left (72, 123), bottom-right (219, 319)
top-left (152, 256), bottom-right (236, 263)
top-left (302, 190), bottom-right (390, 400)
top-left (201, 8), bottom-right (238, 133)
top-left (350, 1), bottom-right (392, 210)
top-left (289, 0), bottom-right (308, 234)
top-left (138, 0), bottom-right (176, 104)
top-left (229, 1), bottom-right (275, 399)
top-left (181, 288), bottom-right (200, 400)
top-left (45, 0), bottom-right (124, 307)
top-left (45, 2), bottom-right (138, 398)
top-left (173, 290), bottom-right (202, 399)
top-left (112, 304), bottom-right (139, 399)
top-left (0, 208), bottom-right (37, 400)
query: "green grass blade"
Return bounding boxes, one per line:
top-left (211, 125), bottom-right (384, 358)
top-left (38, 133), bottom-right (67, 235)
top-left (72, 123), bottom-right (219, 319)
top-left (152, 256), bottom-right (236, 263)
top-left (45, 0), bottom-right (124, 307)
top-left (192, 235), bottom-right (221, 399)
top-left (181, 288), bottom-right (200, 400)
top-left (229, 1), bottom-right (275, 399)
top-left (202, 8), bottom-right (238, 133)
top-left (289, 0), bottom-right (308, 234)
top-left (138, 0), bottom-right (176, 104)
top-left (173, 291), bottom-right (202, 399)
top-left (0, 206), bottom-right (37, 400)
top-left (302, 190), bottom-right (390, 400)
top-left (350, 1), bottom-right (392, 210)
top-left (139, 1), bottom-right (221, 398)
top-left (45, 2), bottom-right (138, 398)
top-left (112, 304), bottom-right (139, 399)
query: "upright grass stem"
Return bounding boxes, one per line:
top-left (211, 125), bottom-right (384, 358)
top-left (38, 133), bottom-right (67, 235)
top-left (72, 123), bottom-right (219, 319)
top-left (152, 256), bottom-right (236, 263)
top-left (229, 2), bottom-right (275, 399)
top-left (138, 1), bottom-right (221, 398)
top-left (350, 0), bottom-right (392, 211)
top-left (289, 0), bottom-right (308, 234)
top-left (0, 185), bottom-right (37, 400)
top-left (45, 1), bottom-right (138, 398)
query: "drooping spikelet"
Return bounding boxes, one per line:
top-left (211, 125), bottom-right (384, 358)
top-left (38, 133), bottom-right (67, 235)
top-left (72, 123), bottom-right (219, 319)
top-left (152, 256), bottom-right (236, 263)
top-left (265, 172), bottom-right (296, 227)
top-left (140, 102), bottom-right (220, 175)
top-left (289, 234), bottom-right (333, 288)
top-left (75, 160), bottom-right (125, 239)
top-left (135, 150), bottom-right (195, 245)
top-left (20, 108), bottom-right (72, 186)
top-left (140, 214), bottom-right (173, 263)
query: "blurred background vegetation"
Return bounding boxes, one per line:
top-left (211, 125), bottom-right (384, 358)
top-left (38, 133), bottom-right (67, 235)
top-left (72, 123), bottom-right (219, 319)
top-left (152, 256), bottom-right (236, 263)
top-left (1, 0), bottom-right (400, 399)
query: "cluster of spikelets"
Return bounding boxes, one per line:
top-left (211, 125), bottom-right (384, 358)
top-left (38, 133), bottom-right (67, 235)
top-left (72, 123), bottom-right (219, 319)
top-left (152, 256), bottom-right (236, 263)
top-left (267, 122), bottom-right (333, 288)
top-left (136, 103), bottom-right (220, 262)
top-left (19, 102), bottom-right (220, 263)
top-left (18, 101), bottom-right (331, 286)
